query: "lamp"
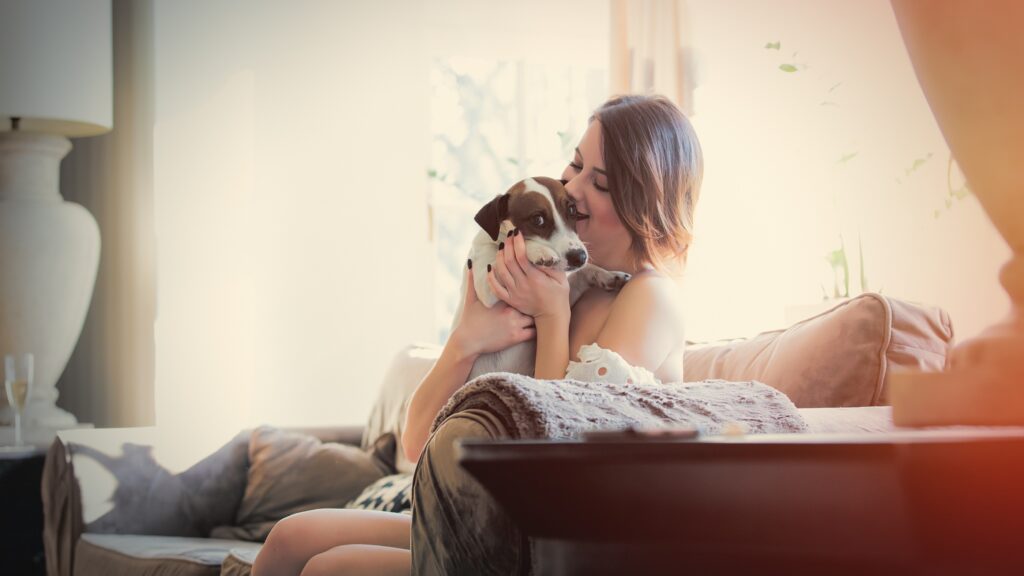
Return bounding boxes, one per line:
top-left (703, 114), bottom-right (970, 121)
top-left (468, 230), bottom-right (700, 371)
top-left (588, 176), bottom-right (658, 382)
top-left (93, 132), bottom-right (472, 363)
top-left (889, 0), bottom-right (1024, 426)
top-left (0, 0), bottom-right (111, 428)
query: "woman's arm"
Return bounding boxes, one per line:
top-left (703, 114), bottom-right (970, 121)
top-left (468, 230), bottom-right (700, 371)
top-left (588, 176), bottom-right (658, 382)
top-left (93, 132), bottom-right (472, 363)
top-left (487, 229), bottom-right (572, 379)
top-left (402, 265), bottom-right (536, 464)
top-left (401, 339), bottom-right (478, 464)
top-left (534, 312), bottom-right (570, 379)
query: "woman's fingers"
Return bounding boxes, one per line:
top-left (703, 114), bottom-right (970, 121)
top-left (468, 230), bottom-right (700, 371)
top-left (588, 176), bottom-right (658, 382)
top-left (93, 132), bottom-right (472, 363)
top-left (491, 245), bottom-right (516, 291)
top-left (463, 260), bottom-right (478, 308)
top-left (511, 229), bottom-right (534, 277)
top-left (487, 265), bottom-right (512, 304)
top-left (537, 264), bottom-right (567, 282)
top-left (503, 231), bottom-right (528, 281)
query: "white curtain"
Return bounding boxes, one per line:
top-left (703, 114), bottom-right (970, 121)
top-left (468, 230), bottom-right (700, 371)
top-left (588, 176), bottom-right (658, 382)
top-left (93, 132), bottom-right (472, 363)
top-left (610, 0), bottom-right (697, 115)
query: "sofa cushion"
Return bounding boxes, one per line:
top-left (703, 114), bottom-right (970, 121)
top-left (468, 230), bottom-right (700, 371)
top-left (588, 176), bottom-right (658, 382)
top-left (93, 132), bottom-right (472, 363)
top-left (212, 426), bottom-right (388, 542)
top-left (683, 293), bottom-right (953, 407)
top-left (73, 533), bottom-right (260, 576)
top-left (220, 547), bottom-right (259, 576)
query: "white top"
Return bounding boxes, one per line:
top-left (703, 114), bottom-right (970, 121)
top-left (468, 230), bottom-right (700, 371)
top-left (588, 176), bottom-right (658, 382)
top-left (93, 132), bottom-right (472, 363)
top-left (565, 343), bottom-right (662, 386)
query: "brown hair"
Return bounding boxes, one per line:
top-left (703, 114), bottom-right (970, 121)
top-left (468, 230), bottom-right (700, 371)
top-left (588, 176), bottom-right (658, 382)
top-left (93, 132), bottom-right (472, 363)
top-left (592, 95), bottom-right (703, 275)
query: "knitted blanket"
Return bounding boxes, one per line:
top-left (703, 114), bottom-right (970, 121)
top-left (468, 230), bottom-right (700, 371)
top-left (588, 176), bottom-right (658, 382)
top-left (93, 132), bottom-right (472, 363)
top-left (413, 373), bottom-right (807, 576)
top-left (430, 372), bottom-right (808, 439)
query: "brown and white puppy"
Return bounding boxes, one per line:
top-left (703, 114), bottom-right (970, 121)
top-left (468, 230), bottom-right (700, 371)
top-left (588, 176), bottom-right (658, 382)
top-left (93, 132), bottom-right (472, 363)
top-left (453, 176), bottom-right (630, 380)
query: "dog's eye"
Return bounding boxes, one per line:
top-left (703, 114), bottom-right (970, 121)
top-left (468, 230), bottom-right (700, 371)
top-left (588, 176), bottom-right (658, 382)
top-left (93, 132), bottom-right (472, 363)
top-left (532, 214), bottom-right (546, 227)
top-left (567, 204), bottom-right (578, 219)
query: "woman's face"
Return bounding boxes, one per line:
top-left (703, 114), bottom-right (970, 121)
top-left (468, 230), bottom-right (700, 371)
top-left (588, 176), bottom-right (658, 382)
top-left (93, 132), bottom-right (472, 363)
top-left (561, 121), bottom-right (632, 270)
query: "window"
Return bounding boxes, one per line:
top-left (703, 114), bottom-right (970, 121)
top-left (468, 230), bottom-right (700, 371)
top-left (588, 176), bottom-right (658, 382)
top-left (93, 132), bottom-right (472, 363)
top-left (427, 62), bottom-right (606, 340)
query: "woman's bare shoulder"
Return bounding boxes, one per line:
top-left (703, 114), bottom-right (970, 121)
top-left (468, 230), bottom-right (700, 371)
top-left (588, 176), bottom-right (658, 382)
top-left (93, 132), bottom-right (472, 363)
top-left (572, 270), bottom-right (682, 372)
top-left (614, 272), bottom-right (686, 381)
top-left (617, 270), bottom-right (684, 316)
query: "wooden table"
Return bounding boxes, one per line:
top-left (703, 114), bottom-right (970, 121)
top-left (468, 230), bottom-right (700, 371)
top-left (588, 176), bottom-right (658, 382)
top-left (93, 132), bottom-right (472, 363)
top-left (458, 429), bottom-right (1024, 576)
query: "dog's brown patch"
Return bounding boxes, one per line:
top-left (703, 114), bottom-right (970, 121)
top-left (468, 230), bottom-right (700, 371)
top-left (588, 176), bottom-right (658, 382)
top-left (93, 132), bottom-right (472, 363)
top-left (507, 177), bottom-right (575, 240)
top-left (509, 191), bottom-right (555, 240)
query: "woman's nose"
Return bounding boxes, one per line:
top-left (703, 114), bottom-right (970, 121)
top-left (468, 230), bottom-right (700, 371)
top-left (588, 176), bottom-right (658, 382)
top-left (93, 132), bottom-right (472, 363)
top-left (562, 177), bottom-right (581, 202)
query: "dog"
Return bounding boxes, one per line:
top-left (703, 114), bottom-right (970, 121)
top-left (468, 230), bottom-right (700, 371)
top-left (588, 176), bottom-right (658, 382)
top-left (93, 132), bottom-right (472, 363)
top-left (452, 176), bottom-right (631, 381)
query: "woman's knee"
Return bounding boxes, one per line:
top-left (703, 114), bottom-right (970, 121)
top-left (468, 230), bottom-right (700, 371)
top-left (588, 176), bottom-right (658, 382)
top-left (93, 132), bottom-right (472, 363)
top-left (258, 511), bottom-right (319, 568)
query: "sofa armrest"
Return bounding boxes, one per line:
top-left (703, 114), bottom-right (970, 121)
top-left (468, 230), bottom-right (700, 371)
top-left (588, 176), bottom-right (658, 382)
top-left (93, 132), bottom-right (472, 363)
top-left (41, 424), bottom-right (366, 576)
top-left (43, 426), bottom-right (248, 576)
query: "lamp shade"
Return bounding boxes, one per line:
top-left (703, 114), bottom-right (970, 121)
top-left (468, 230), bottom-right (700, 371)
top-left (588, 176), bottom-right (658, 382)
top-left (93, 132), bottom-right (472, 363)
top-left (0, 0), bottom-right (112, 137)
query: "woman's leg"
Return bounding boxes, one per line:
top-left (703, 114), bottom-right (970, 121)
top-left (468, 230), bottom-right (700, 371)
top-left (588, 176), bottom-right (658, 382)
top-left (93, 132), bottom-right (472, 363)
top-left (252, 509), bottom-right (411, 576)
top-left (300, 544), bottom-right (410, 576)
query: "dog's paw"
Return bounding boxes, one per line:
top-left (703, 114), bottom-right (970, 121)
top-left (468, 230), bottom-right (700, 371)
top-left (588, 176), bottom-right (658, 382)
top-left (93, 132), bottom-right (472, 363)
top-left (597, 271), bottom-right (631, 292)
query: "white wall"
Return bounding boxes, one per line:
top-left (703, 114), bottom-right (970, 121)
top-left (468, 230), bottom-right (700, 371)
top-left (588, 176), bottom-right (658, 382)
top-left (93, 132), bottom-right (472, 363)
top-left (152, 0), bottom-right (434, 435)
top-left (681, 0), bottom-right (1010, 342)
top-left (150, 0), bottom-right (609, 436)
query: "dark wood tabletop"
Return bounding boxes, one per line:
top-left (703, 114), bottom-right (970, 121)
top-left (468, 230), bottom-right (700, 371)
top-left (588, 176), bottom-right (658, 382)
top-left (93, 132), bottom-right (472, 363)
top-left (458, 429), bottom-right (1024, 575)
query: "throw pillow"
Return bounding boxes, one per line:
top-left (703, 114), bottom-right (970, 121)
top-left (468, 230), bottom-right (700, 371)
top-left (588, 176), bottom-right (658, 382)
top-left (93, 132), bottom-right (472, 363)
top-left (683, 293), bottom-right (953, 407)
top-left (345, 472), bottom-right (414, 514)
top-left (211, 425), bottom-right (388, 541)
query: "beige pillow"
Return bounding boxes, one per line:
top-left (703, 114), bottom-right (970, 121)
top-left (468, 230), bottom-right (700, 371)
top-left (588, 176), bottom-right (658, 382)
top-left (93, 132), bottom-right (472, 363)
top-left (211, 426), bottom-right (388, 541)
top-left (683, 293), bottom-right (953, 407)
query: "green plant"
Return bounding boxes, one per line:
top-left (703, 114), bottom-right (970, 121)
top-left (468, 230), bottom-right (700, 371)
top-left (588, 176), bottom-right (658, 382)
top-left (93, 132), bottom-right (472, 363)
top-left (824, 236), bottom-right (849, 299)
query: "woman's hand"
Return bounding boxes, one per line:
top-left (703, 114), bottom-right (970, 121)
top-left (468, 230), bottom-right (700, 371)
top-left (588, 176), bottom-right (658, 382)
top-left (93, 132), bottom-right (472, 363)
top-left (449, 264), bottom-right (536, 358)
top-left (487, 229), bottom-right (570, 321)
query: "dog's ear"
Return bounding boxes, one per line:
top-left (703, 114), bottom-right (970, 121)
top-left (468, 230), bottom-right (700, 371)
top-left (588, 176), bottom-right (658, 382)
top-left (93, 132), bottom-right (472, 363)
top-left (474, 194), bottom-right (510, 241)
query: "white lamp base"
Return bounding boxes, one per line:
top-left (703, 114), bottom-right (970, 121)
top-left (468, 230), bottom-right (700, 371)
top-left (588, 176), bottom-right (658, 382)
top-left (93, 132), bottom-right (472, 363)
top-left (0, 132), bottom-right (100, 428)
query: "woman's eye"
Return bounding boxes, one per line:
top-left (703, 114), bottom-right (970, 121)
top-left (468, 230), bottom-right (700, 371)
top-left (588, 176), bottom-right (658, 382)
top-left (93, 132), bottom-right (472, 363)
top-left (595, 182), bottom-right (609, 193)
top-left (532, 214), bottom-right (546, 227)
top-left (569, 161), bottom-right (582, 171)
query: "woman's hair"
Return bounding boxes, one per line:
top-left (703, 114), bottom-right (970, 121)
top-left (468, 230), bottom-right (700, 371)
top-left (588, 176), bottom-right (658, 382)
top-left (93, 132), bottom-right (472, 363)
top-left (592, 94), bottom-right (703, 275)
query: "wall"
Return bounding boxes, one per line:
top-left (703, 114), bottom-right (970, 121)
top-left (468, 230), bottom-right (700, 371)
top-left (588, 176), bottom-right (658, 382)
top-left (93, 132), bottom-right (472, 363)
top-left (151, 0), bottom-right (435, 436)
top-left (681, 0), bottom-right (1010, 342)
top-left (58, 0), bottom-right (610, 431)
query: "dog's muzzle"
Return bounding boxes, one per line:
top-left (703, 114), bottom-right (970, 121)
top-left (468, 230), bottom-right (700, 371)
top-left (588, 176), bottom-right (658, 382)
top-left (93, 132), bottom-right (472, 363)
top-left (566, 249), bottom-right (588, 271)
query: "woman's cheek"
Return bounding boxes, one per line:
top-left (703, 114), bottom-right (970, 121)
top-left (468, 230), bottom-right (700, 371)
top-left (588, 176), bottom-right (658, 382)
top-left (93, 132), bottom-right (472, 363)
top-left (594, 206), bottom-right (618, 226)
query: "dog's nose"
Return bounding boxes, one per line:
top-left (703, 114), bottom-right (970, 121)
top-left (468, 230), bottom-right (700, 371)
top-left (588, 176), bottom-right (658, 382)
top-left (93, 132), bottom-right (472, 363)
top-left (566, 249), bottom-right (587, 269)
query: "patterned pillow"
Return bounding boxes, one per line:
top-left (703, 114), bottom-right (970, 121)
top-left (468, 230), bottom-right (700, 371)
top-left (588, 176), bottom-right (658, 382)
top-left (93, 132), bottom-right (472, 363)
top-left (345, 472), bottom-right (413, 514)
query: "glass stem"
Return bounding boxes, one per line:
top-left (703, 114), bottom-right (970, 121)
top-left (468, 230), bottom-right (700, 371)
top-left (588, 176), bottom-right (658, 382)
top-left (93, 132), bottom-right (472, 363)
top-left (14, 412), bottom-right (22, 446)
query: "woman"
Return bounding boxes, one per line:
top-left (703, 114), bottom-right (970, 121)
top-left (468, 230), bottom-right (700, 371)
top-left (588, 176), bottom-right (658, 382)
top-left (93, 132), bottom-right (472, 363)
top-left (251, 94), bottom-right (703, 576)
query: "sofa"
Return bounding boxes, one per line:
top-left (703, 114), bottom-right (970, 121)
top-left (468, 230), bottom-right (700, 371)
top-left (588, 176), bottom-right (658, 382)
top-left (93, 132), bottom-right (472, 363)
top-left (41, 293), bottom-right (953, 576)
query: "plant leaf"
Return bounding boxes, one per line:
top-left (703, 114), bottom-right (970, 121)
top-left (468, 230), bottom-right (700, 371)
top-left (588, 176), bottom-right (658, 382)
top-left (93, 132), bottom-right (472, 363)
top-left (779, 64), bottom-right (798, 73)
top-left (764, 41), bottom-right (781, 50)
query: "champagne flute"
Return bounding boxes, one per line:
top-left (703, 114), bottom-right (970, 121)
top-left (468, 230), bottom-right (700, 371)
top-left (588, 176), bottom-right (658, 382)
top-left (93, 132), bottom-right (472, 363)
top-left (5, 353), bottom-right (33, 447)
